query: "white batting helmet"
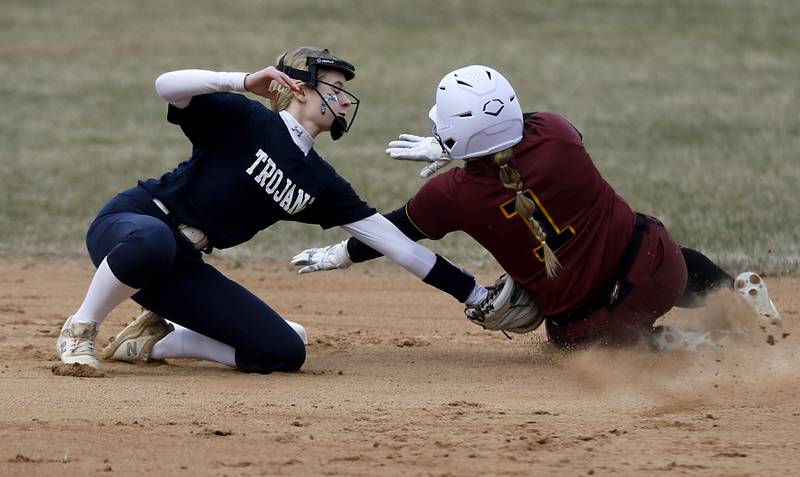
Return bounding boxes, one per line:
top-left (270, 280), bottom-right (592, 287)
top-left (428, 65), bottom-right (523, 160)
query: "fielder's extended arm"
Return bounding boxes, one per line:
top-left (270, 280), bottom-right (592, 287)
top-left (291, 210), bottom-right (484, 304)
top-left (290, 204), bottom-right (425, 272)
top-left (346, 204), bottom-right (426, 263)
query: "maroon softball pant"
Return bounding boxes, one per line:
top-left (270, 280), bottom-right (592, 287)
top-left (545, 220), bottom-right (687, 347)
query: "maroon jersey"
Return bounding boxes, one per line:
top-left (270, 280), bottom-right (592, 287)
top-left (407, 112), bottom-right (636, 316)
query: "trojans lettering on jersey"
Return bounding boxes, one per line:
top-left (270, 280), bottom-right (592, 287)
top-left (245, 149), bottom-right (315, 215)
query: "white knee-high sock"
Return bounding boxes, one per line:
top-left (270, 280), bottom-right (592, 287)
top-left (151, 323), bottom-right (236, 367)
top-left (69, 257), bottom-right (138, 328)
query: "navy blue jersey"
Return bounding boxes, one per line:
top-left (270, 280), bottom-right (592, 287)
top-left (139, 92), bottom-right (375, 249)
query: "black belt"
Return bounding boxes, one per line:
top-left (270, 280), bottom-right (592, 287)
top-left (547, 213), bottom-right (655, 328)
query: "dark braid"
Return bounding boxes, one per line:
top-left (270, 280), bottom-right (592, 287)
top-left (494, 149), bottom-right (561, 278)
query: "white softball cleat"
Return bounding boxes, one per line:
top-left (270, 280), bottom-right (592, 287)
top-left (735, 272), bottom-right (781, 322)
top-left (285, 319), bottom-right (308, 346)
top-left (649, 325), bottom-right (728, 352)
top-left (101, 311), bottom-right (174, 363)
top-left (57, 318), bottom-right (101, 369)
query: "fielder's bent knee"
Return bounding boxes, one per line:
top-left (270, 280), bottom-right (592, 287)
top-left (136, 222), bottom-right (178, 266)
top-left (106, 220), bottom-right (177, 288)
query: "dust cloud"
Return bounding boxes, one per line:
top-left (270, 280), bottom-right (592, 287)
top-left (553, 289), bottom-right (798, 413)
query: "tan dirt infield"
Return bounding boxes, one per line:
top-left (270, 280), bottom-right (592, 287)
top-left (1, 257), bottom-right (798, 476)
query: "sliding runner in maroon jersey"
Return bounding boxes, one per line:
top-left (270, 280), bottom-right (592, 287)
top-left (292, 65), bottom-right (781, 351)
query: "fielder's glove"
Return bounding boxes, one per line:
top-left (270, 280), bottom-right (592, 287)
top-left (290, 240), bottom-right (352, 274)
top-left (385, 134), bottom-right (453, 178)
top-left (464, 274), bottom-right (543, 334)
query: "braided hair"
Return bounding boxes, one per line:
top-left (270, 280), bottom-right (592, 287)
top-left (493, 148), bottom-right (561, 278)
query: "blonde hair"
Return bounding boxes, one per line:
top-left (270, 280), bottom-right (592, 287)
top-left (269, 46), bottom-right (341, 112)
top-left (494, 148), bottom-right (561, 278)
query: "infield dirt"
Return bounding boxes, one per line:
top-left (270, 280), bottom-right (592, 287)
top-left (1, 257), bottom-right (798, 476)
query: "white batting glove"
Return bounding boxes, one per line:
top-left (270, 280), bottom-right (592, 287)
top-left (290, 240), bottom-right (352, 274)
top-left (385, 134), bottom-right (453, 178)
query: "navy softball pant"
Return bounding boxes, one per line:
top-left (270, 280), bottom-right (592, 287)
top-left (85, 186), bottom-right (305, 373)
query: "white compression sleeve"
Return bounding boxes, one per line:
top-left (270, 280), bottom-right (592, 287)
top-left (154, 70), bottom-right (249, 109)
top-left (341, 213), bottom-right (436, 279)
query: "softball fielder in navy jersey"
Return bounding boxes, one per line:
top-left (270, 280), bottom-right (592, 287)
top-left (56, 48), bottom-right (487, 373)
top-left (295, 65), bottom-right (781, 351)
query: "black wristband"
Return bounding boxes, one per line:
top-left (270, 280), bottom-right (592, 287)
top-left (422, 254), bottom-right (476, 303)
top-left (346, 234), bottom-right (383, 263)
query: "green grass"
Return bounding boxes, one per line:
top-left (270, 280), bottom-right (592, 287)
top-left (1, 0), bottom-right (798, 273)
